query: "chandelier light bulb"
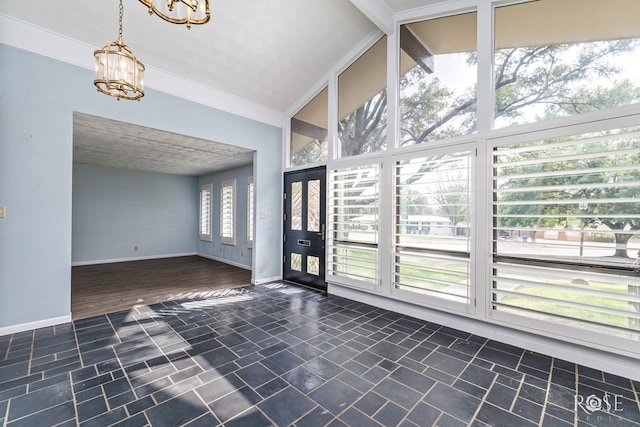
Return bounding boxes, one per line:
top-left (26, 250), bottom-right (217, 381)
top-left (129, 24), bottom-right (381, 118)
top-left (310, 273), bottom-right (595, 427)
top-left (139, 0), bottom-right (210, 29)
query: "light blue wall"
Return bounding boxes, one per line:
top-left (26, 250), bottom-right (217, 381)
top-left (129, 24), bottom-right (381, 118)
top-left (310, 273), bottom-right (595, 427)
top-left (72, 164), bottom-right (198, 263)
top-left (0, 44), bottom-right (283, 329)
top-left (197, 164), bottom-right (253, 268)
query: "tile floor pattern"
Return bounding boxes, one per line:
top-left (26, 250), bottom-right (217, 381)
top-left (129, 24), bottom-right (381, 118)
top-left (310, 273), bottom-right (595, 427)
top-left (1, 282), bottom-right (639, 427)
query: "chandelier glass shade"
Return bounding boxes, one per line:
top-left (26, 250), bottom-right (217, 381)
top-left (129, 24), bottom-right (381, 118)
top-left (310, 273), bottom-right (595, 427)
top-left (139, 0), bottom-right (210, 29)
top-left (94, 0), bottom-right (145, 101)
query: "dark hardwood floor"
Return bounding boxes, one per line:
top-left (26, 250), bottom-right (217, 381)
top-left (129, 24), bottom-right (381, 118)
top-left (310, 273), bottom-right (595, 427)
top-left (71, 256), bottom-right (252, 320)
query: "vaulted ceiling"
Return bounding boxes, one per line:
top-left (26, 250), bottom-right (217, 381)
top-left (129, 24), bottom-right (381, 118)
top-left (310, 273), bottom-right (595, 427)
top-left (0, 0), bottom-right (445, 175)
top-left (1, 1), bottom-right (447, 114)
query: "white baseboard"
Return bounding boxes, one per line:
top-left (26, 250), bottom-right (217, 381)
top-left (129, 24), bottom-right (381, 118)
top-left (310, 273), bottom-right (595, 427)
top-left (72, 253), bottom-right (197, 266)
top-left (0, 314), bottom-right (72, 337)
top-left (252, 276), bottom-right (281, 285)
top-left (196, 253), bottom-right (252, 271)
top-left (329, 283), bottom-right (640, 382)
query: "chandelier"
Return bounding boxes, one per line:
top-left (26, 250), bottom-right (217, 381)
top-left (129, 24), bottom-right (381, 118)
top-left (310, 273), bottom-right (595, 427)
top-left (94, 0), bottom-right (145, 101)
top-left (139, 0), bottom-right (210, 29)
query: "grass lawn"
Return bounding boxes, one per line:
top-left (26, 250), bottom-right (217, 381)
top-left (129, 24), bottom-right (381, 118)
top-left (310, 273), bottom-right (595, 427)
top-left (500, 279), bottom-right (637, 329)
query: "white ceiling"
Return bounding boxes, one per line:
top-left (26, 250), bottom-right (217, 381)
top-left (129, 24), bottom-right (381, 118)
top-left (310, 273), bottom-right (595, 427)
top-left (0, 0), bottom-right (444, 175)
top-left (0, 0), bottom-right (380, 112)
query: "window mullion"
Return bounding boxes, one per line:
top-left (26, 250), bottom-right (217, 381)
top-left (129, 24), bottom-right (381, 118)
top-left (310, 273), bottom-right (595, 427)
top-left (476, 0), bottom-right (494, 133)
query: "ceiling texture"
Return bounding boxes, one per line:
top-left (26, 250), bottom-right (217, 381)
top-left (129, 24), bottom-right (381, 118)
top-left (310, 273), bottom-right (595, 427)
top-left (0, 0), bottom-right (443, 175)
top-left (73, 112), bottom-right (255, 176)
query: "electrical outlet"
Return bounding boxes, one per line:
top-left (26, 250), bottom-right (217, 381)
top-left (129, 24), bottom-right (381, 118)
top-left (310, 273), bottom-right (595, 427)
top-left (259, 265), bottom-right (264, 273)
top-left (134, 245), bottom-right (138, 251)
top-left (0, 206), bottom-right (5, 218)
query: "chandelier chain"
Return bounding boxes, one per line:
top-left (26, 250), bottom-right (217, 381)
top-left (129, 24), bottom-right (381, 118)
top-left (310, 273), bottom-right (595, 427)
top-left (118, 0), bottom-right (124, 43)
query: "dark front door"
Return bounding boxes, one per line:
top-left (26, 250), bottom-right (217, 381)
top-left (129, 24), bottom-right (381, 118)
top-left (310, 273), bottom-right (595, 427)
top-left (283, 166), bottom-right (326, 291)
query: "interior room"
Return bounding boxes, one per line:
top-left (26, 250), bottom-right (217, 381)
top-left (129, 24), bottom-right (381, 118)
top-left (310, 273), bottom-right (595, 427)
top-left (71, 113), bottom-right (255, 319)
top-left (1, 0), bottom-right (639, 426)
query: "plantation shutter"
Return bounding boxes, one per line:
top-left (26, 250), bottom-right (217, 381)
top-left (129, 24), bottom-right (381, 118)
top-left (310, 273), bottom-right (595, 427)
top-left (327, 163), bottom-right (380, 290)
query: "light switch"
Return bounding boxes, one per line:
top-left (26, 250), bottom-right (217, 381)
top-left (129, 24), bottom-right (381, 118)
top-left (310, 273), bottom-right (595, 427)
top-left (260, 211), bottom-right (267, 219)
top-left (0, 206), bottom-right (5, 218)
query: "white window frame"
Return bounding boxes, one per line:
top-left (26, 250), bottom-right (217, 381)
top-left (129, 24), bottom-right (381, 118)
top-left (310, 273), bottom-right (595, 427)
top-left (221, 179), bottom-right (236, 245)
top-left (286, 0), bottom-right (640, 372)
top-left (327, 160), bottom-right (382, 292)
top-left (199, 184), bottom-right (213, 242)
top-left (391, 143), bottom-right (476, 315)
top-left (247, 176), bottom-right (254, 248)
top-left (487, 114), bottom-right (640, 358)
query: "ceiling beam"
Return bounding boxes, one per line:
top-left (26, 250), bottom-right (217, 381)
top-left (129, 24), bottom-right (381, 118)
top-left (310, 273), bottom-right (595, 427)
top-left (291, 118), bottom-right (328, 141)
top-left (350, 0), bottom-right (395, 35)
top-left (400, 26), bottom-right (434, 74)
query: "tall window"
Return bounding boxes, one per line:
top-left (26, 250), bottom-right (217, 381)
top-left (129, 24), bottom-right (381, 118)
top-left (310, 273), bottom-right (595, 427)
top-left (399, 12), bottom-right (477, 145)
top-left (247, 177), bottom-right (254, 248)
top-left (327, 163), bottom-right (380, 289)
top-left (291, 88), bottom-right (328, 166)
top-left (494, 0), bottom-right (640, 129)
top-left (221, 180), bottom-right (236, 245)
top-left (199, 184), bottom-right (212, 241)
top-left (394, 149), bottom-right (472, 309)
top-left (338, 37), bottom-right (387, 157)
top-left (492, 126), bottom-right (640, 339)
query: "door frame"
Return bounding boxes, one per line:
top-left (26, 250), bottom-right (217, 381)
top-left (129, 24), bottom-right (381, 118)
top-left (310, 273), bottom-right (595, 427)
top-left (283, 166), bottom-right (327, 291)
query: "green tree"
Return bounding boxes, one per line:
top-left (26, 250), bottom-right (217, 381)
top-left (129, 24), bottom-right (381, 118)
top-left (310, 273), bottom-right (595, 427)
top-left (292, 139), bottom-right (322, 166)
top-left (397, 188), bottom-right (434, 215)
top-left (398, 40), bottom-right (640, 145)
top-left (338, 39), bottom-right (640, 256)
top-left (340, 40), bottom-right (640, 153)
top-left (431, 168), bottom-right (469, 229)
top-left (497, 132), bottom-right (640, 259)
top-left (338, 91), bottom-right (387, 157)
top-left (495, 41), bottom-right (640, 121)
top-left (581, 137), bottom-right (640, 258)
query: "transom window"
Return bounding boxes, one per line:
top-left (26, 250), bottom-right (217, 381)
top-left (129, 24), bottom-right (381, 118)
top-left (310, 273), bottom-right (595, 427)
top-left (494, 0), bottom-right (640, 129)
top-left (338, 37), bottom-right (387, 157)
top-left (399, 12), bottom-right (478, 145)
top-left (291, 88), bottom-right (328, 166)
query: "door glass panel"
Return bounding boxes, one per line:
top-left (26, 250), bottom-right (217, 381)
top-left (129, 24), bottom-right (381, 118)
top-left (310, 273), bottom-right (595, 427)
top-left (291, 181), bottom-right (302, 230)
top-left (291, 253), bottom-right (302, 271)
top-left (308, 256), bottom-right (319, 275)
top-left (307, 179), bottom-right (320, 232)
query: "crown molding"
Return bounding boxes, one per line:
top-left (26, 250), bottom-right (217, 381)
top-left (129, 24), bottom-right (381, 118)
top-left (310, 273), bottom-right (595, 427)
top-left (0, 14), bottom-right (286, 129)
